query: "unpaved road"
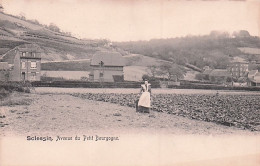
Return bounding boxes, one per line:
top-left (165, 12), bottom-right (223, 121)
top-left (1, 92), bottom-right (259, 136)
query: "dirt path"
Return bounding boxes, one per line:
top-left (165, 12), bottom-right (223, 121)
top-left (1, 92), bottom-right (259, 136)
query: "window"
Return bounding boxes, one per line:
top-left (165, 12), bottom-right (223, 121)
top-left (99, 72), bottom-right (103, 78)
top-left (31, 52), bottom-right (36, 57)
top-left (31, 72), bottom-right (36, 80)
top-left (31, 62), bottom-right (37, 69)
top-left (22, 52), bottom-right (26, 57)
top-left (21, 62), bottom-right (26, 69)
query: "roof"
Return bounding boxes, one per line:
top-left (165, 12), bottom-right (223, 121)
top-left (202, 69), bottom-right (212, 75)
top-left (16, 43), bottom-right (43, 52)
top-left (1, 49), bottom-right (16, 64)
top-left (255, 72), bottom-right (260, 77)
top-left (90, 51), bottom-right (125, 67)
top-left (248, 70), bottom-right (258, 78)
top-left (230, 57), bottom-right (248, 64)
top-left (248, 71), bottom-right (260, 83)
top-left (250, 75), bottom-right (260, 83)
top-left (1, 44), bottom-right (42, 64)
top-left (248, 70), bottom-right (258, 75)
top-left (209, 69), bottom-right (231, 77)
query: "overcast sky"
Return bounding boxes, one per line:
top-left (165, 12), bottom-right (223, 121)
top-left (1, 0), bottom-right (259, 41)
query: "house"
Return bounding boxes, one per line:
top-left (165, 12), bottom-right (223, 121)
top-left (202, 69), bottom-right (232, 83)
top-left (247, 70), bottom-right (260, 86)
top-left (0, 44), bottom-right (42, 81)
top-left (227, 57), bottom-right (249, 78)
top-left (89, 51), bottom-right (125, 82)
top-left (201, 69), bottom-right (212, 80)
top-left (209, 69), bottom-right (232, 83)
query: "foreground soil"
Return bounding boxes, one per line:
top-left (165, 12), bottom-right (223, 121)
top-left (0, 92), bottom-right (259, 136)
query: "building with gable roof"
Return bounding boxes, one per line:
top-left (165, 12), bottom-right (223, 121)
top-left (0, 44), bottom-right (42, 81)
top-left (89, 51), bottom-right (125, 82)
top-left (227, 56), bottom-right (249, 78)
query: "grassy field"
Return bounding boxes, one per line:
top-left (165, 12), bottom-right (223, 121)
top-left (123, 66), bottom-right (149, 81)
top-left (123, 54), bottom-right (170, 66)
top-left (41, 70), bottom-right (90, 80)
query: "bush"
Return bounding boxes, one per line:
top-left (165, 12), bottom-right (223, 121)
top-left (0, 82), bottom-right (32, 93)
top-left (195, 73), bottom-right (204, 80)
top-left (32, 80), bottom-right (161, 88)
top-left (0, 88), bottom-right (10, 99)
top-left (142, 74), bottom-right (159, 82)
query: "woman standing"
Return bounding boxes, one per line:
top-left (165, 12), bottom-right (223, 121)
top-left (137, 80), bottom-right (151, 113)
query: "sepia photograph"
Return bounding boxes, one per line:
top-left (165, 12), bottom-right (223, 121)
top-left (0, 0), bottom-right (260, 165)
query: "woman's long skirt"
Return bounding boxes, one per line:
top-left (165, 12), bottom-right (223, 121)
top-left (137, 92), bottom-right (150, 113)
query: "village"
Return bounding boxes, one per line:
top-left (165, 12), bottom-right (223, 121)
top-left (0, 43), bottom-right (260, 88)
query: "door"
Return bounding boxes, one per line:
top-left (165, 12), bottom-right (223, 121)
top-left (22, 72), bottom-right (25, 81)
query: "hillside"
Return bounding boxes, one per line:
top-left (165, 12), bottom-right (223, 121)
top-left (0, 12), bottom-right (111, 61)
top-left (0, 11), bottom-right (221, 81)
top-left (123, 54), bottom-right (171, 66)
top-left (114, 31), bottom-right (260, 70)
top-left (41, 54), bottom-right (170, 70)
top-left (0, 12), bottom-right (172, 72)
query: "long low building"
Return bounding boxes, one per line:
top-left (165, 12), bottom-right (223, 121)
top-left (89, 51), bottom-right (125, 82)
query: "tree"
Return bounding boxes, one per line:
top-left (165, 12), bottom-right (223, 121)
top-left (30, 19), bottom-right (40, 25)
top-left (195, 73), bottom-right (204, 81)
top-left (147, 65), bottom-right (158, 77)
top-left (3, 70), bottom-right (10, 82)
top-left (210, 31), bottom-right (230, 38)
top-left (142, 74), bottom-right (157, 81)
top-left (0, 4), bottom-right (4, 12)
top-left (232, 30), bottom-right (250, 38)
top-left (257, 65), bottom-right (260, 71)
top-left (158, 63), bottom-right (186, 81)
top-left (19, 12), bottom-right (26, 20)
top-left (48, 23), bottom-right (60, 32)
top-left (142, 74), bottom-right (150, 81)
top-left (226, 77), bottom-right (232, 83)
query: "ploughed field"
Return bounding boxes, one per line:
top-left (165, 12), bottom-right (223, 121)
top-left (72, 93), bottom-right (260, 131)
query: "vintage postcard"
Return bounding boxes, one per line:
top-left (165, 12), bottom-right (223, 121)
top-left (0, 0), bottom-right (260, 165)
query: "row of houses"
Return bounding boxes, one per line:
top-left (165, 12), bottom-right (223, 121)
top-left (201, 57), bottom-right (260, 86)
top-left (0, 44), bottom-right (125, 82)
top-left (1, 43), bottom-right (259, 86)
